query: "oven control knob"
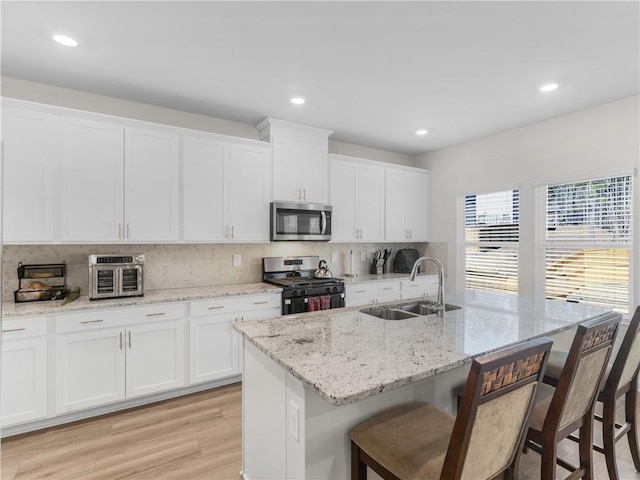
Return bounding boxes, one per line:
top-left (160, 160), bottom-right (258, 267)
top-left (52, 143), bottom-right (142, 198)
top-left (333, 286), bottom-right (338, 293)
top-left (293, 290), bottom-right (298, 297)
top-left (326, 287), bottom-right (330, 294)
top-left (301, 290), bottom-right (306, 297)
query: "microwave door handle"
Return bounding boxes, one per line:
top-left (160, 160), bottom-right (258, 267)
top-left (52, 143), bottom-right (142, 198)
top-left (320, 211), bottom-right (327, 235)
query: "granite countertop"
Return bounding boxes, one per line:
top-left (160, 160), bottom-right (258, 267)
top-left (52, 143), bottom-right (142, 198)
top-left (341, 273), bottom-right (417, 284)
top-left (2, 283), bottom-right (282, 318)
top-left (233, 290), bottom-right (612, 406)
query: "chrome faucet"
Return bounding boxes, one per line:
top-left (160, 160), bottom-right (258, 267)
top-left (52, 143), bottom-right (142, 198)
top-left (410, 256), bottom-right (445, 317)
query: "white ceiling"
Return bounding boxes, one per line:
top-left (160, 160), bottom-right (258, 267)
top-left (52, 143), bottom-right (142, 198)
top-left (2, 1), bottom-right (638, 155)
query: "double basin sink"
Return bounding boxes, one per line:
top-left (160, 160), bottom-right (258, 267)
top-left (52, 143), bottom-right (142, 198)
top-left (360, 300), bottom-right (461, 320)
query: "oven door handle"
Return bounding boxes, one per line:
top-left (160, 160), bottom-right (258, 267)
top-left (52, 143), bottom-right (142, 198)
top-left (320, 211), bottom-right (327, 235)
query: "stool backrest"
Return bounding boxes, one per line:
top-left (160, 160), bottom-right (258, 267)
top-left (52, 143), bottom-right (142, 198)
top-left (607, 306), bottom-right (640, 393)
top-left (547, 312), bottom-right (621, 432)
top-left (441, 337), bottom-right (553, 480)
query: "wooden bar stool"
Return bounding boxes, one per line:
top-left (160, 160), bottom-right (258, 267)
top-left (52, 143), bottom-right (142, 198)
top-left (542, 306), bottom-right (640, 480)
top-left (524, 312), bottom-right (621, 480)
top-left (349, 337), bottom-right (553, 480)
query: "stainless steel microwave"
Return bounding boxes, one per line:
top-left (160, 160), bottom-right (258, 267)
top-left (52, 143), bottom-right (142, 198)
top-left (271, 202), bottom-right (332, 241)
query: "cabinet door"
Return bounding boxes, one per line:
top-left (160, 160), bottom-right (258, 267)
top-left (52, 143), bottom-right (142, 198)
top-left (271, 137), bottom-right (303, 202)
top-left (329, 160), bottom-right (357, 242)
top-left (60, 118), bottom-right (125, 242)
top-left (385, 168), bottom-right (408, 242)
top-left (228, 143), bottom-right (271, 242)
top-left (182, 136), bottom-right (227, 241)
top-left (55, 329), bottom-right (125, 413)
top-left (356, 164), bottom-right (385, 242)
top-left (297, 144), bottom-right (327, 204)
top-left (1, 338), bottom-right (48, 426)
top-left (125, 128), bottom-right (180, 242)
top-left (125, 320), bottom-right (185, 398)
top-left (1, 108), bottom-right (57, 243)
top-left (407, 172), bottom-right (429, 241)
top-left (189, 315), bottom-right (238, 384)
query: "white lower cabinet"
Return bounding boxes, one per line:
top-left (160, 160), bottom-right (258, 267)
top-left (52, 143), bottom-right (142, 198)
top-left (189, 293), bottom-right (281, 385)
top-left (345, 281), bottom-right (402, 307)
top-left (1, 317), bottom-right (48, 427)
top-left (55, 304), bottom-right (186, 414)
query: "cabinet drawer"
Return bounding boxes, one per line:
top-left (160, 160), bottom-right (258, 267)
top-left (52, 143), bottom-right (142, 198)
top-left (400, 276), bottom-right (439, 299)
top-left (56, 303), bottom-right (186, 333)
top-left (190, 293), bottom-right (281, 318)
top-left (347, 281), bottom-right (400, 298)
top-left (1, 316), bottom-right (47, 339)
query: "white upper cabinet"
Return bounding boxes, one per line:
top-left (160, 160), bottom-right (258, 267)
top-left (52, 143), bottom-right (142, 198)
top-left (182, 136), bottom-right (227, 241)
top-left (182, 135), bottom-right (271, 242)
top-left (227, 143), bottom-right (272, 242)
top-left (258, 118), bottom-right (332, 204)
top-left (1, 107), bottom-right (58, 243)
top-left (60, 118), bottom-right (180, 243)
top-left (60, 117), bottom-right (125, 242)
top-left (385, 166), bottom-right (430, 242)
top-left (124, 128), bottom-right (180, 242)
top-left (329, 155), bottom-right (384, 242)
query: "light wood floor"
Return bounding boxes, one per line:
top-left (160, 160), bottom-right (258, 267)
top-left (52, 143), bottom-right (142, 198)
top-left (2, 382), bottom-right (640, 479)
top-left (1, 383), bottom-right (242, 480)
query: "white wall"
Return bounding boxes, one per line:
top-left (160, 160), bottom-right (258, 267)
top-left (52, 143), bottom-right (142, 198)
top-left (415, 95), bottom-right (640, 303)
top-left (0, 76), bottom-right (414, 166)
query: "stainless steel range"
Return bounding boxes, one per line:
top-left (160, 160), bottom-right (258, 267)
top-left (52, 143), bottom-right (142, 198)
top-left (263, 256), bottom-right (345, 315)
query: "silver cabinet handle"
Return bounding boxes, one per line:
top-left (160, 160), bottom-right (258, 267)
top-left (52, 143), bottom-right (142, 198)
top-left (303, 189), bottom-right (306, 201)
top-left (355, 290), bottom-right (367, 293)
top-left (224, 225), bottom-right (228, 238)
top-left (81, 319), bottom-right (104, 324)
top-left (120, 331), bottom-right (123, 350)
top-left (208, 305), bottom-right (224, 310)
top-left (231, 225), bottom-right (234, 239)
top-left (128, 331), bottom-right (132, 348)
top-left (118, 222), bottom-right (122, 239)
top-left (383, 287), bottom-right (394, 290)
top-left (127, 223), bottom-right (131, 239)
top-left (253, 301), bottom-right (269, 305)
top-left (145, 312), bottom-right (166, 317)
top-left (297, 188), bottom-right (301, 201)
top-left (2, 327), bottom-right (26, 333)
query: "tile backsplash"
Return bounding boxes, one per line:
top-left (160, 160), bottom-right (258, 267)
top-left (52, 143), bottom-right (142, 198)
top-left (3, 242), bottom-right (447, 301)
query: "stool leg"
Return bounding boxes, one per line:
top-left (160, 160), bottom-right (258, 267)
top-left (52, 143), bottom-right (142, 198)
top-left (351, 442), bottom-right (367, 480)
top-left (540, 440), bottom-right (557, 480)
top-left (602, 395), bottom-right (620, 480)
top-left (579, 419), bottom-right (594, 480)
top-left (626, 385), bottom-right (640, 471)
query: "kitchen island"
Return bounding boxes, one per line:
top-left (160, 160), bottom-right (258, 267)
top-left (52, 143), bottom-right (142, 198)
top-left (233, 290), bottom-right (613, 480)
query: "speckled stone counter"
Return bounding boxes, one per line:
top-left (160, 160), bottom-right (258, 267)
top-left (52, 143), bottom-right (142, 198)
top-left (2, 283), bottom-right (282, 318)
top-left (341, 273), bottom-right (411, 284)
top-left (234, 290), bottom-right (612, 406)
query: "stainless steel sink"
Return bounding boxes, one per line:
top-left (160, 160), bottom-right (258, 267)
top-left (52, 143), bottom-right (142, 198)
top-left (360, 308), bottom-right (419, 320)
top-left (399, 301), bottom-right (461, 316)
top-left (360, 300), bottom-right (461, 320)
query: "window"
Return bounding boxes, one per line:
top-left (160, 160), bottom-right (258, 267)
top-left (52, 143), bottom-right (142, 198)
top-left (464, 189), bottom-right (520, 294)
top-left (543, 175), bottom-right (632, 315)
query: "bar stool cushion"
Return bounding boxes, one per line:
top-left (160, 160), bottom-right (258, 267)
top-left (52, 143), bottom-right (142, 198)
top-left (351, 383), bottom-right (538, 480)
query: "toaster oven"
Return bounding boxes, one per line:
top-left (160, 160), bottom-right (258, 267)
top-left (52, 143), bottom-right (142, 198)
top-left (89, 254), bottom-right (144, 300)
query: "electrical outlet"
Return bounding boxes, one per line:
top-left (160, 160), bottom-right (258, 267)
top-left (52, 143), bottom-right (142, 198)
top-left (360, 250), bottom-right (366, 261)
top-left (331, 251), bottom-right (338, 263)
top-left (233, 254), bottom-right (242, 267)
top-left (288, 400), bottom-right (299, 441)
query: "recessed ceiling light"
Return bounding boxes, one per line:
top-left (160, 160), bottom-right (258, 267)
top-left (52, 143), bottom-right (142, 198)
top-left (53, 34), bottom-right (78, 47)
top-left (416, 129), bottom-right (428, 135)
top-left (290, 97), bottom-right (305, 105)
top-left (539, 83), bottom-right (559, 92)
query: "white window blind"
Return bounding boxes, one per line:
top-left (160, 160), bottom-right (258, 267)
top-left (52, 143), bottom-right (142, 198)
top-left (464, 190), bottom-right (519, 294)
top-left (544, 175), bottom-right (632, 314)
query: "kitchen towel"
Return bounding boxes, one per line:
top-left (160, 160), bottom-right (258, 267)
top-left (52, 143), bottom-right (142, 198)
top-left (309, 296), bottom-right (322, 312)
top-left (319, 295), bottom-right (331, 310)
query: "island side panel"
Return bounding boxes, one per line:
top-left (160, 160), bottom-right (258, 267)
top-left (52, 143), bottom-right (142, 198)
top-left (242, 340), bottom-right (287, 480)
